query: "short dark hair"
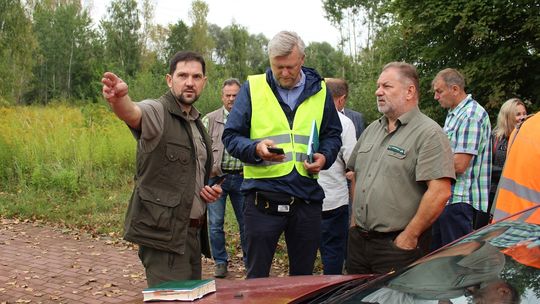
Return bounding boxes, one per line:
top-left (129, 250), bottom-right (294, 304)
top-left (325, 78), bottom-right (348, 98)
top-left (169, 51), bottom-right (206, 75)
top-left (222, 78), bottom-right (241, 89)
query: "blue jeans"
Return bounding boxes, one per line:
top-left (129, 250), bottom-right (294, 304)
top-left (320, 205), bottom-right (349, 274)
top-left (207, 173), bottom-right (246, 265)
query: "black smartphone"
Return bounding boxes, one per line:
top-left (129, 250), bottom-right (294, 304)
top-left (267, 147), bottom-right (285, 155)
top-left (209, 174), bottom-right (226, 186)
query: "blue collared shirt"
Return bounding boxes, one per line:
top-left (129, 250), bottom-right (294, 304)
top-left (274, 70), bottom-right (306, 110)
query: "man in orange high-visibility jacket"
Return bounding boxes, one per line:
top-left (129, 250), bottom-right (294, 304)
top-left (493, 112), bottom-right (540, 221)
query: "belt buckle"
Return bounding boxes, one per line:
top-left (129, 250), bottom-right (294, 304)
top-left (358, 227), bottom-right (371, 239)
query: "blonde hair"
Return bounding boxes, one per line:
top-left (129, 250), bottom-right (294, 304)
top-left (493, 98), bottom-right (526, 139)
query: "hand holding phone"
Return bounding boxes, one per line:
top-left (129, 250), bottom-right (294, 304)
top-left (209, 174), bottom-right (226, 186)
top-left (267, 146), bottom-right (285, 155)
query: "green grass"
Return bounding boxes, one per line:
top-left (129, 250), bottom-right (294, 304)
top-left (0, 103), bottom-right (322, 274)
top-left (0, 103), bottom-right (135, 235)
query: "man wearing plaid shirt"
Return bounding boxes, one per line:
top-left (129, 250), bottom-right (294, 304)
top-left (202, 78), bottom-right (246, 278)
top-left (431, 68), bottom-right (491, 250)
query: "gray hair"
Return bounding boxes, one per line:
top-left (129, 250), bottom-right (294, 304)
top-left (268, 31), bottom-right (305, 58)
top-left (222, 78), bottom-right (241, 89)
top-left (382, 62), bottom-right (420, 98)
top-left (433, 68), bottom-right (465, 90)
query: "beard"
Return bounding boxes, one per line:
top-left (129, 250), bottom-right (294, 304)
top-left (172, 88), bottom-right (200, 106)
top-left (376, 98), bottom-right (390, 114)
top-left (177, 93), bottom-right (199, 105)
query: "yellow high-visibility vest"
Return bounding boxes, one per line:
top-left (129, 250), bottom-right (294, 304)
top-left (244, 74), bottom-right (325, 179)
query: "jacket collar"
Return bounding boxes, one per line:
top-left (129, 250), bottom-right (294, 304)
top-left (265, 66), bottom-right (324, 102)
top-left (161, 90), bottom-right (201, 121)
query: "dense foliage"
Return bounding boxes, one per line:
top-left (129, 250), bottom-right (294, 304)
top-left (1, 0), bottom-right (538, 121)
top-left (323, 0), bottom-right (540, 123)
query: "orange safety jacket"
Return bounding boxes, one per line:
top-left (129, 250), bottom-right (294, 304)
top-left (493, 113), bottom-right (540, 222)
top-left (500, 206), bottom-right (540, 269)
top-left (502, 241), bottom-right (540, 269)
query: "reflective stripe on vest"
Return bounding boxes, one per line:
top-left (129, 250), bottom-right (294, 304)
top-left (493, 113), bottom-right (540, 221)
top-left (494, 178), bottom-right (540, 220)
top-left (245, 74), bottom-right (325, 178)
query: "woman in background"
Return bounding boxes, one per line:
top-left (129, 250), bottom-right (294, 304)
top-left (489, 98), bottom-right (527, 205)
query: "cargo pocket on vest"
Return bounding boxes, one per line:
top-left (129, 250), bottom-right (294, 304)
top-left (132, 189), bottom-right (180, 242)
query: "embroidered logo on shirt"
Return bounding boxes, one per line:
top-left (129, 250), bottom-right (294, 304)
top-left (387, 145), bottom-right (405, 155)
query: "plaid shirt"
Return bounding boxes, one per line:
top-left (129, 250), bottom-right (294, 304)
top-left (202, 107), bottom-right (243, 171)
top-left (444, 95), bottom-right (491, 212)
top-left (461, 221), bottom-right (540, 248)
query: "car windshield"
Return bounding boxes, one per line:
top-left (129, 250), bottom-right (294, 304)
top-left (322, 207), bottom-right (540, 304)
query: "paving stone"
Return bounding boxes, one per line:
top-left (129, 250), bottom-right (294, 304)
top-left (0, 219), bottom-right (230, 303)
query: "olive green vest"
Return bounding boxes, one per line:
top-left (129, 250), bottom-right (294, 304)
top-left (245, 74), bottom-right (325, 178)
top-left (123, 91), bottom-right (213, 256)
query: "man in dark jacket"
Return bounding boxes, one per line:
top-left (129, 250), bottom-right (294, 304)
top-left (222, 31), bottom-right (342, 278)
top-left (343, 108), bottom-right (365, 139)
top-left (101, 51), bottom-right (222, 287)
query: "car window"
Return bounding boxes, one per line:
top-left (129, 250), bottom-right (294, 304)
top-left (322, 207), bottom-right (540, 304)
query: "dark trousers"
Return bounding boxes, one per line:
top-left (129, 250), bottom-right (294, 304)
top-left (243, 192), bottom-right (322, 279)
top-left (320, 205), bottom-right (349, 275)
top-left (431, 203), bottom-right (475, 251)
top-left (346, 226), bottom-right (423, 274)
top-left (138, 227), bottom-right (201, 287)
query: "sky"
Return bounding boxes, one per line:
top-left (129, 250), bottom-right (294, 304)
top-left (85, 0), bottom-right (341, 47)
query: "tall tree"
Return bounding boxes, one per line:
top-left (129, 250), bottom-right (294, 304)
top-left (30, 0), bottom-right (100, 103)
top-left (386, 0), bottom-right (540, 113)
top-left (324, 0), bottom-right (540, 124)
top-left (246, 33), bottom-right (269, 74)
top-left (0, 0), bottom-right (37, 104)
top-left (223, 23), bottom-right (249, 80)
top-left (100, 0), bottom-right (141, 79)
top-left (139, 0), bottom-right (154, 53)
top-left (166, 20), bottom-right (190, 61)
top-left (305, 42), bottom-right (343, 78)
top-left (323, 0), bottom-right (386, 59)
top-left (188, 0), bottom-right (214, 60)
top-left (150, 24), bottom-right (171, 64)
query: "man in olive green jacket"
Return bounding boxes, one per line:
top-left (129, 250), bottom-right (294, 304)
top-left (101, 51), bottom-right (222, 287)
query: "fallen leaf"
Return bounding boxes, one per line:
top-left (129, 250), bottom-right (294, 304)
top-left (103, 283), bottom-right (117, 288)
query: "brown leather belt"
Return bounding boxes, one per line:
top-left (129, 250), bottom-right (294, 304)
top-left (189, 217), bottom-right (205, 228)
